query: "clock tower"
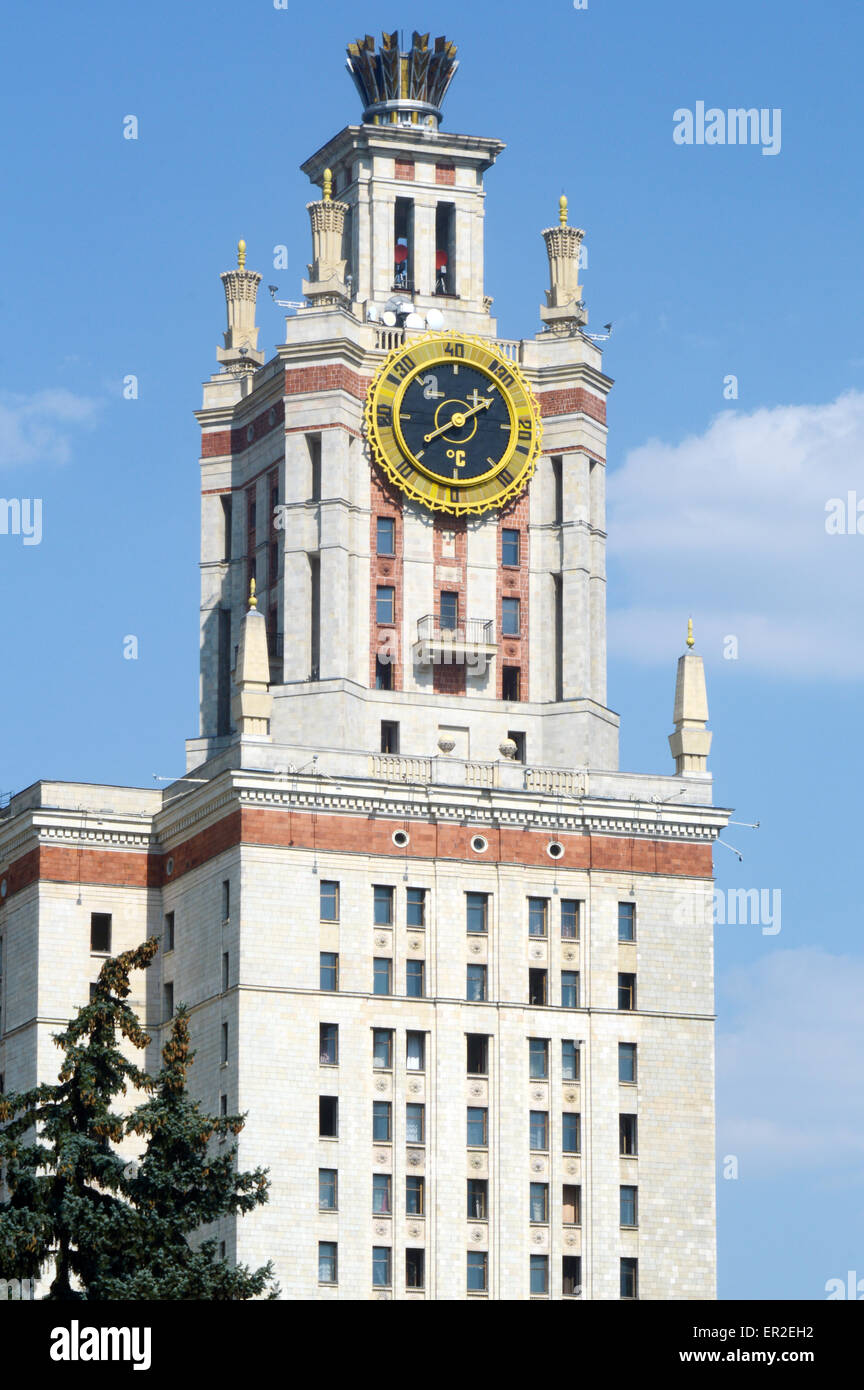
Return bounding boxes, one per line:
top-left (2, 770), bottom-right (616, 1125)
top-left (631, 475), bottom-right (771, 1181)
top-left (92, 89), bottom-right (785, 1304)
top-left (191, 29), bottom-right (615, 775)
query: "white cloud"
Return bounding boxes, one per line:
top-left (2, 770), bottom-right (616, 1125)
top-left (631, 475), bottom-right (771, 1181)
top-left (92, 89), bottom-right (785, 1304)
top-left (607, 391), bottom-right (864, 678)
top-left (0, 389), bottom-right (99, 468)
top-left (717, 949), bottom-right (864, 1175)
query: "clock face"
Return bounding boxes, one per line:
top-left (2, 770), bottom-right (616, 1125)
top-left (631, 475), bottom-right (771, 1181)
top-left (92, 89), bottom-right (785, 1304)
top-left (365, 332), bottom-right (542, 514)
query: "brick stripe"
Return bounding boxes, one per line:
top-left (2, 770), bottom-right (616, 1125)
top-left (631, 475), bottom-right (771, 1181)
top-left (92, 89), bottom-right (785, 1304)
top-left (284, 364), bottom-right (370, 401)
top-left (538, 388), bottom-right (607, 424)
top-left (2, 809), bottom-right (713, 899)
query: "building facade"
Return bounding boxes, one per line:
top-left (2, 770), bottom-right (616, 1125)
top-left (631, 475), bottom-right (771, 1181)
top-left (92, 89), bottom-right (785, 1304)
top-left (0, 31), bottom-right (727, 1300)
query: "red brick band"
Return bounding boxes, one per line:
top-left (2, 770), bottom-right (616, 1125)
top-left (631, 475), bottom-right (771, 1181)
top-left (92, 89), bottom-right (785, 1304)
top-left (538, 388), bottom-right (607, 425)
top-left (3, 809), bottom-right (712, 898)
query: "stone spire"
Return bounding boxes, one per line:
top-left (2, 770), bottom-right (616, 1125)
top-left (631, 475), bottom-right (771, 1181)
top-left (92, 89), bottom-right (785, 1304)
top-left (668, 621), bottom-right (712, 774)
top-left (218, 239), bottom-right (265, 372)
top-left (231, 579), bottom-right (272, 738)
top-left (302, 169), bottom-right (351, 307)
top-left (540, 194), bottom-right (588, 332)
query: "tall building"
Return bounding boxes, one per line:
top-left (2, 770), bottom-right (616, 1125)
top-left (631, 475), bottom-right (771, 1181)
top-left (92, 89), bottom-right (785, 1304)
top-left (0, 31), bottom-right (728, 1300)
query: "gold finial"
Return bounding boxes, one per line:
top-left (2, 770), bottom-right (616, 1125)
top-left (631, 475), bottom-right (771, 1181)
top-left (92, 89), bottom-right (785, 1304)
top-left (249, 576), bottom-right (258, 610)
top-left (686, 617), bottom-right (695, 649)
top-left (559, 193), bottom-right (568, 226)
top-left (322, 168), bottom-right (332, 202)
top-left (237, 238), bottom-right (247, 269)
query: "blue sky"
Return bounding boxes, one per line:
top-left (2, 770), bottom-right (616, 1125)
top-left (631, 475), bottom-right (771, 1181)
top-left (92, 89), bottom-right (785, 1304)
top-left (1, 0), bottom-right (862, 1299)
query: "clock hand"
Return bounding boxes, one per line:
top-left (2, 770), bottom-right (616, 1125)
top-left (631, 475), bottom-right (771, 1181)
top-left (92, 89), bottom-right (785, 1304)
top-left (423, 397), bottom-right (493, 443)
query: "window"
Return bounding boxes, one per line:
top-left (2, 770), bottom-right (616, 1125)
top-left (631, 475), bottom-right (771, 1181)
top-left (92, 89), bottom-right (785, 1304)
top-left (373, 1101), bottom-right (392, 1143)
top-left (621, 1185), bottom-right (638, 1227)
top-left (406, 959), bottom-right (425, 998)
top-left (528, 968), bottom-right (548, 1006)
top-left (90, 913), bottom-right (112, 954)
top-left (502, 665), bottom-right (521, 701)
top-left (373, 885), bottom-right (394, 926)
top-left (467, 1106), bottom-right (488, 1148)
top-left (562, 1112), bottom-right (581, 1154)
top-left (406, 1175), bottom-right (425, 1215)
top-left (618, 901), bottom-right (636, 941)
top-left (561, 970), bottom-right (580, 1009)
top-left (507, 729), bottom-right (526, 762)
top-left (530, 1182), bottom-right (549, 1223)
top-left (502, 596), bottom-right (520, 636)
top-left (319, 1241), bottom-right (337, 1284)
top-left (373, 1173), bottom-right (392, 1215)
top-left (529, 1037), bottom-right (549, 1080)
top-left (528, 897), bottom-right (548, 937)
top-left (530, 1254), bottom-right (549, 1296)
top-left (466, 1034), bottom-right (488, 1075)
top-left (552, 456), bottom-right (563, 524)
top-left (466, 892), bottom-right (489, 934)
top-left (406, 1103), bottom-right (425, 1144)
top-left (561, 899), bottom-right (580, 939)
top-left (221, 880), bottom-right (230, 921)
top-left (220, 1022), bottom-right (229, 1065)
top-left (373, 1029), bottom-right (393, 1070)
top-left (376, 586), bottom-right (395, 624)
top-left (219, 1093), bottom-right (227, 1117)
top-left (319, 1023), bottom-right (338, 1066)
top-left (163, 983), bottom-right (174, 1022)
top-left (406, 1247), bottom-right (425, 1289)
top-left (319, 1168), bottom-right (337, 1211)
top-left (320, 880), bottom-right (339, 922)
top-left (434, 201), bottom-right (455, 293)
top-left (620, 1257), bottom-right (639, 1300)
top-left (319, 1096), bottom-right (338, 1138)
top-left (406, 887), bottom-right (426, 927)
top-left (320, 951), bottom-right (339, 991)
top-left (375, 658), bottom-right (393, 691)
top-left (220, 494), bottom-right (232, 560)
top-left (502, 528), bottom-right (520, 566)
top-left (373, 958), bottom-right (392, 995)
top-left (467, 1178), bottom-right (487, 1220)
top-left (440, 591), bottom-right (459, 630)
top-left (562, 1039), bottom-right (580, 1081)
top-left (563, 1184), bottom-right (581, 1225)
top-left (619, 1042), bottom-right (637, 1083)
top-left (563, 1255), bottom-right (581, 1297)
top-left (407, 1031), bottom-right (426, 1071)
top-left (372, 1247), bottom-right (392, 1288)
top-left (530, 1111), bottom-right (548, 1151)
top-left (164, 912), bottom-right (175, 952)
top-left (222, 951), bottom-right (229, 993)
top-left (376, 516), bottom-right (395, 555)
top-left (620, 1113), bottom-right (638, 1155)
top-left (618, 973), bottom-right (637, 1011)
top-left (466, 963), bottom-right (487, 1001)
top-left (380, 717), bottom-right (399, 750)
top-left (467, 1250), bottom-right (488, 1293)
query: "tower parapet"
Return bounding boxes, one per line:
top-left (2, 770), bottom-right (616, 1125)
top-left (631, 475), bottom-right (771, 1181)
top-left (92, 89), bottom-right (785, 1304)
top-left (218, 239), bottom-right (265, 372)
top-left (540, 195), bottom-right (588, 332)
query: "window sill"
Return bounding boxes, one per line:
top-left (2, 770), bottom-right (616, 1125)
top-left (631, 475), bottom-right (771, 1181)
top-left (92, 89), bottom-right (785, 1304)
top-left (620, 1224), bottom-right (639, 1231)
top-left (318, 1207), bottom-right (338, 1214)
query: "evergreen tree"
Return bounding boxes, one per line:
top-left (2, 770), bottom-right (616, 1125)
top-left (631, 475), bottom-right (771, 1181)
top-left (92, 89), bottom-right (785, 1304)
top-left (0, 939), bottom-right (159, 1298)
top-left (0, 940), bottom-right (277, 1300)
top-left (94, 1006), bottom-right (277, 1300)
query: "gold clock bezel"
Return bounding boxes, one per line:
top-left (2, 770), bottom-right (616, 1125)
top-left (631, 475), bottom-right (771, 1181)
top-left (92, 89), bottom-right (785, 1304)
top-left (364, 331), bottom-right (542, 515)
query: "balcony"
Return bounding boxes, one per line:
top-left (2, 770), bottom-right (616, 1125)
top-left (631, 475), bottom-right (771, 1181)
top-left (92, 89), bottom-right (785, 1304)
top-left (413, 614), bottom-right (497, 673)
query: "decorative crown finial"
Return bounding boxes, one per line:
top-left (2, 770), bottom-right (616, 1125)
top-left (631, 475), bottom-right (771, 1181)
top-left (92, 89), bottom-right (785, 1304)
top-left (237, 238), bottom-right (247, 269)
top-left (249, 576), bottom-right (258, 610)
top-left (322, 168), bottom-right (333, 202)
top-left (687, 617), bottom-right (695, 649)
top-left (559, 193), bottom-right (568, 226)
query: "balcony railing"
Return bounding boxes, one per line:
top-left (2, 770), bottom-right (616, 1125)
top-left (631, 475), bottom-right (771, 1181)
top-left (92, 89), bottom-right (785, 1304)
top-left (416, 614), bottom-right (495, 646)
